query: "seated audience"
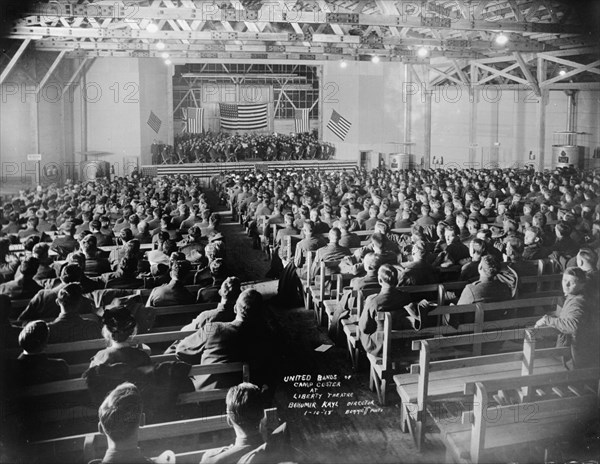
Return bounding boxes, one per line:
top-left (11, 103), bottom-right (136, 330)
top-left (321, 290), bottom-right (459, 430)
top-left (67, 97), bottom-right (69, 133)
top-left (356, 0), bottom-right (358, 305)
top-left (174, 289), bottom-right (276, 390)
top-left (201, 382), bottom-right (286, 464)
top-left (397, 240), bottom-right (438, 286)
top-left (81, 234), bottom-right (111, 277)
top-left (90, 306), bottom-right (152, 368)
top-left (358, 264), bottom-right (417, 358)
top-left (9, 320), bottom-right (69, 386)
top-left (91, 382), bottom-right (173, 464)
top-left (0, 256), bottom-right (42, 299)
top-left (197, 258), bottom-right (228, 303)
top-left (47, 283), bottom-right (102, 344)
top-left (147, 260), bottom-right (195, 307)
top-left (183, 277), bottom-right (242, 332)
top-left (101, 255), bottom-right (143, 289)
top-left (454, 255), bottom-right (513, 315)
top-left (535, 267), bottom-right (599, 369)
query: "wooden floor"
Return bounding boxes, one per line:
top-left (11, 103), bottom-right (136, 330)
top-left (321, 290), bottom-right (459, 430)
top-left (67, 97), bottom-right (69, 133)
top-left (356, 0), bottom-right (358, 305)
top-left (214, 199), bottom-right (447, 463)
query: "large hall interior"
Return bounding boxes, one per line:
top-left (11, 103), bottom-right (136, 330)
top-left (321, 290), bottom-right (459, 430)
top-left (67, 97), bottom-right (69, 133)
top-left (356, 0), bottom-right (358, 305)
top-left (0, 1), bottom-right (599, 463)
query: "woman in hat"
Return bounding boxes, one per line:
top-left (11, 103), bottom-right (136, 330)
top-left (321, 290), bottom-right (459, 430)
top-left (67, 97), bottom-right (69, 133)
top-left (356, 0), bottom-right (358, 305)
top-left (90, 306), bottom-right (152, 368)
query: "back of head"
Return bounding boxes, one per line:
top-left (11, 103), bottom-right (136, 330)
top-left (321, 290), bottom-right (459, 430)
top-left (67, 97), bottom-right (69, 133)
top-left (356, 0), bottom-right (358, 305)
top-left (99, 382), bottom-right (143, 442)
top-left (80, 234), bottom-right (97, 253)
top-left (209, 258), bottom-right (226, 279)
top-left (378, 264), bottom-right (398, 286)
top-left (162, 239), bottom-right (178, 256)
top-left (478, 255), bottom-right (500, 279)
top-left (363, 252), bottom-right (383, 272)
top-left (19, 320), bottom-right (49, 354)
top-left (33, 242), bottom-right (50, 260)
top-left (328, 227), bottom-right (341, 243)
top-left (102, 306), bottom-right (137, 343)
top-left (20, 256), bottom-right (40, 278)
top-left (61, 263), bottom-right (83, 284)
top-left (56, 282), bottom-right (83, 311)
top-left (235, 289), bottom-right (263, 321)
top-left (226, 382), bottom-right (265, 431)
top-left (219, 276), bottom-right (242, 303)
top-left (170, 259), bottom-right (190, 281)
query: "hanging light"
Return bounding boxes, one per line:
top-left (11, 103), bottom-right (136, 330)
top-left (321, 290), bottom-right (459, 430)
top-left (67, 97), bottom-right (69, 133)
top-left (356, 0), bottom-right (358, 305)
top-left (161, 52), bottom-right (170, 59)
top-left (371, 55), bottom-right (380, 63)
top-left (164, 59), bottom-right (172, 66)
top-left (146, 22), bottom-right (159, 33)
top-left (417, 47), bottom-right (428, 58)
top-left (156, 41), bottom-right (166, 50)
top-left (340, 59), bottom-right (347, 68)
top-left (495, 33), bottom-right (509, 45)
top-left (558, 67), bottom-right (567, 76)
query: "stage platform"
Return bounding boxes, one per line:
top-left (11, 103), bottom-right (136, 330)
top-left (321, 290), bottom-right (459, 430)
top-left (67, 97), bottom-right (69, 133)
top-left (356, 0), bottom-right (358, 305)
top-left (141, 159), bottom-right (358, 179)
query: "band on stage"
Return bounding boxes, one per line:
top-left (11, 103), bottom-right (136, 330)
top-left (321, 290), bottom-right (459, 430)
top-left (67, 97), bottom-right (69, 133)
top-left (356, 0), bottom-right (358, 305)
top-left (151, 131), bottom-right (336, 165)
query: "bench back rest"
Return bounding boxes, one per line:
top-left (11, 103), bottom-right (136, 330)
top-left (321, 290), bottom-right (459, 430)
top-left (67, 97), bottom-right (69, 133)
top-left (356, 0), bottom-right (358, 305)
top-left (463, 367), bottom-right (599, 463)
top-left (426, 295), bottom-right (560, 352)
top-left (437, 281), bottom-right (468, 305)
top-left (356, 288), bottom-right (381, 320)
top-left (6, 329), bottom-right (197, 358)
top-left (517, 273), bottom-right (562, 298)
top-left (409, 327), bottom-right (566, 431)
top-left (33, 406), bottom-right (276, 463)
top-left (17, 362), bottom-right (248, 399)
top-left (317, 259), bottom-right (344, 300)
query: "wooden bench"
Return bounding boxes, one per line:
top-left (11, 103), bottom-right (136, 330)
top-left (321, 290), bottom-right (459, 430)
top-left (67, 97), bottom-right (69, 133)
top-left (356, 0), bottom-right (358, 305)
top-left (5, 329), bottom-right (197, 359)
top-left (8, 362), bottom-right (250, 433)
top-left (30, 407), bottom-right (277, 464)
top-left (444, 367), bottom-right (599, 463)
top-left (308, 259), bottom-right (344, 326)
top-left (394, 327), bottom-right (567, 451)
top-left (341, 283), bottom-right (448, 374)
top-left (342, 287), bottom-right (380, 372)
top-left (517, 273), bottom-right (562, 298)
top-left (369, 295), bottom-right (562, 407)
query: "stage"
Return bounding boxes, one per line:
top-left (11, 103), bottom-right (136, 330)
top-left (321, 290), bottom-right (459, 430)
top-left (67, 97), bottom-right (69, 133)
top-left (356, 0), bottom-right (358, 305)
top-left (141, 159), bottom-right (359, 180)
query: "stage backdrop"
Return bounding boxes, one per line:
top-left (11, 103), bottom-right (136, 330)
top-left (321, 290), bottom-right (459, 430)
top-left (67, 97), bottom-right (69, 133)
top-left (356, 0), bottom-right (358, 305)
top-left (199, 84), bottom-right (274, 134)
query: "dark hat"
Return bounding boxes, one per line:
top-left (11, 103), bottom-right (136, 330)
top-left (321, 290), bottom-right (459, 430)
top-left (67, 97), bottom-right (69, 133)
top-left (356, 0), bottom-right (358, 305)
top-left (102, 306), bottom-right (136, 334)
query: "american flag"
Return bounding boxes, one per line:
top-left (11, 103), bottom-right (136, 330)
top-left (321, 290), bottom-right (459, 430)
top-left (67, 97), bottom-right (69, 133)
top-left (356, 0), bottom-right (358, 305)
top-left (219, 103), bottom-right (268, 130)
top-left (327, 109), bottom-right (351, 141)
top-left (182, 107), bottom-right (203, 133)
top-left (294, 108), bottom-right (310, 134)
top-left (147, 111), bottom-right (162, 133)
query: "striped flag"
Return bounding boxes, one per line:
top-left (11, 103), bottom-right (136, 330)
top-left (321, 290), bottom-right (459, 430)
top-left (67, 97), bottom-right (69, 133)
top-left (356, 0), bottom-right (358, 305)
top-left (147, 111), bottom-right (162, 133)
top-left (294, 108), bottom-right (310, 133)
top-left (327, 109), bottom-right (351, 141)
top-left (182, 107), bottom-right (204, 133)
top-left (219, 103), bottom-right (268, 130)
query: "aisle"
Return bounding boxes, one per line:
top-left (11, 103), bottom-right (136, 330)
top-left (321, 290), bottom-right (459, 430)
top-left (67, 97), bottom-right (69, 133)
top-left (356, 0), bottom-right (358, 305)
top-left (205, 191), bottom-right (272, 286)
top-left (205, 189), bottom-right (445, 463)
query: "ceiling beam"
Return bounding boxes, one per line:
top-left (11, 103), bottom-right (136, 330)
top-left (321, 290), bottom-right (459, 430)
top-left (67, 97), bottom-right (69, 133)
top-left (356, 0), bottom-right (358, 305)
top-left (0, 39), bottom-right (31, 85)
top-left (513, 51), bottom-right (541, 96)
top-left (15, 6), bottom-right (582, 34)
top-left (36, 50), bottom-right (66, 92)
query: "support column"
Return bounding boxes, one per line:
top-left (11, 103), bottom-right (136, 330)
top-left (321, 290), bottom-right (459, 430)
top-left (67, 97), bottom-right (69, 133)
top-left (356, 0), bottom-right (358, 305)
top-left (167, 64), bottom-right (174, 145)
top-left (469, 88), bottom-right (478, 167)
top-left (536, 57), bottom-right (547, 171)
top-left (424, 90), bottom-right (432, 170)
top-left (318, 65), bottom-right (323, 140)
top-left (80, 64), bottom-right (88, 181)
top-left (403, 63), bottom-right (412, 153)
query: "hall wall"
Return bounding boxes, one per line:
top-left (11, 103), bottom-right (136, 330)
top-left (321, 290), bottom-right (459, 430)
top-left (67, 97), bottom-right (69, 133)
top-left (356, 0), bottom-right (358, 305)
top-left (321, 61), bottom-right (405, 163)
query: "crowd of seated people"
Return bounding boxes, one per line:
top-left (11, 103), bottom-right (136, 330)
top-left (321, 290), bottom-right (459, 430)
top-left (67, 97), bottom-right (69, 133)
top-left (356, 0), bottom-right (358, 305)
top-left (0, 162), bottom-right (599, 459)
top-left (152, 131), bottom-right (335, 164)
top-left (0, 174), bottom-right (280, 400)
top-left (223, 164), bottom-right (600, 369)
